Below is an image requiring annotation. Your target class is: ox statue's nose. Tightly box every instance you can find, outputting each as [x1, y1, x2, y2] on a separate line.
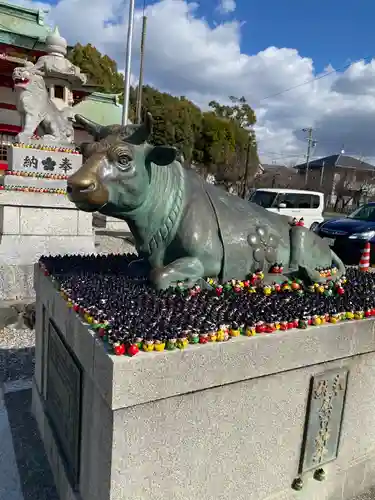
[66, 177, 97, 195]
[66, 170, 109, 210]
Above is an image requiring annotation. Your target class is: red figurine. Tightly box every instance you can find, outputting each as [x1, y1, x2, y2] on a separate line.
[114, 343, 126, 356]
[296, 218, 305, 227]
[270, 264, 280, 274]
[127, 344, 139, 357]
[255, 321, 266, 333]
[98, 327, 106, 338]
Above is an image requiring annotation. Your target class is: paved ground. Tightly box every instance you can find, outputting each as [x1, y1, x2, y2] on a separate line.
[0, 317, 58, 500]
[1, 305, 375, 500]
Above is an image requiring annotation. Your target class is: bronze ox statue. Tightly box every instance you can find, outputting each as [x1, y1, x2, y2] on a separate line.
[67, 113, 345, 290]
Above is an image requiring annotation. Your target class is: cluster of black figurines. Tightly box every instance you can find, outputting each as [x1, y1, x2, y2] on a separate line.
[39, 254, 375, 356]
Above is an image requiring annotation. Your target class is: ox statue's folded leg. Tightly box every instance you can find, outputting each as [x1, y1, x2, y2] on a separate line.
[150, 257, 205, 290]
[288, 225, 346, 283]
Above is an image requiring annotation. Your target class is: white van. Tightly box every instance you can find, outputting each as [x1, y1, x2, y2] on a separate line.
[249, 188, 325, 230]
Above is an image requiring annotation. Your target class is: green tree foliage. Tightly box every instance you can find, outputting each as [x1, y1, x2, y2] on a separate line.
[68, 43, 124, 94]
[209, 95, 256, 128]
[69, 43, 260, 191]
[207, 96, 259, 193]
[132, 86, 202, 164]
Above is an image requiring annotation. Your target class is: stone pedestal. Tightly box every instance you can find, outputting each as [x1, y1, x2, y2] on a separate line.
[0, 193, 94, 300]
[33, 266, 375, 500]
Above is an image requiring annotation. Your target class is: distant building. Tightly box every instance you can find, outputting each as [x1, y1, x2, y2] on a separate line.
[255, 163, 301, 189]
[295, 154, 375, 208]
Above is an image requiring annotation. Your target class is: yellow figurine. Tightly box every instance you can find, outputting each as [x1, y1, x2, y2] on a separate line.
[329, 314, 339, 324]
[217, 324, 229, 341]
[313, 315, 322, 326]
[154, 339, 165, 352]
[245, 325, 256, 336]
[208, 331, 217, 342]
[216, 329, 225, 342]
[143, 339, 155, 352]
[84, 312, 93, 324]
[346, 311, 354, 320]
[176, 337, 188, 349]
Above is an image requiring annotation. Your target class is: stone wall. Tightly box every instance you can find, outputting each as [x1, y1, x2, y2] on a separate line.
[0, 192, 94, 299]
[32, 266, 375, 500]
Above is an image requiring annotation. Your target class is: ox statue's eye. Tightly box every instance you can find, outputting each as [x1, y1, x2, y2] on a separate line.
[117, 153, 132, 171]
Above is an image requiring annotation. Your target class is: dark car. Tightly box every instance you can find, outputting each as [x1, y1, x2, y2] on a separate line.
[314, 203, 375, 265]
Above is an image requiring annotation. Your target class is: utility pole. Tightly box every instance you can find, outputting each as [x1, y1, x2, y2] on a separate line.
[319, 161, 325, 187]
[303, 127, 314, 185]
[241, 136, 251, 199]
[136, 14, 147, 124]
[121, 0, 135, 127]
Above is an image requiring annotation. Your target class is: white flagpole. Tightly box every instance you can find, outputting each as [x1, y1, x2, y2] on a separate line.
[121, 0, 136, 126]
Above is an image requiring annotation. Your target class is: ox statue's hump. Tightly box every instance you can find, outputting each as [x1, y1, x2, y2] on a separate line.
[203, 183, 292, 281]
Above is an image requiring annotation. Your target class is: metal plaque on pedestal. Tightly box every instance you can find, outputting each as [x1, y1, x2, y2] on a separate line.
[299, 368, 349, 474]
[45, 319, 82, 488]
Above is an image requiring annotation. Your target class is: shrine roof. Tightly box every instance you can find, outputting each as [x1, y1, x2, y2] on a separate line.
[73, 92, 124, 126]
[0, 1, 52, 51]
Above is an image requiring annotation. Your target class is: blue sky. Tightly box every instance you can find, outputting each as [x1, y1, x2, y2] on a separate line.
[19, 0, 375, 161]
[34, 0, 371, 74]
[209, 0, 371, 73]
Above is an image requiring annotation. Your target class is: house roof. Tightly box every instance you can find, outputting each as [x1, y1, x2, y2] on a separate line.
[295, 154, 375, 171]
[0, 1, 52, 50]
[73, 92, 124, 126]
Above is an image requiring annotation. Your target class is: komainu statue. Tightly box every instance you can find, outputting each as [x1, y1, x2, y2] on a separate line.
[12, 62, 74, 144]
[67, 113, 346, 290]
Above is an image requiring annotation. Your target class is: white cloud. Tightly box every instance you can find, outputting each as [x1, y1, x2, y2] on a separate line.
[217, 0, 236, 15]
[7, 0, 375, 165]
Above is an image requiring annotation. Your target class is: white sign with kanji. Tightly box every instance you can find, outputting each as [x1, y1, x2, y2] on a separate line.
[7, 146, 82, 175]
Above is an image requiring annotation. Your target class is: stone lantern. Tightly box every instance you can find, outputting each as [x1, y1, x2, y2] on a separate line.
[34, 26, 87, 112]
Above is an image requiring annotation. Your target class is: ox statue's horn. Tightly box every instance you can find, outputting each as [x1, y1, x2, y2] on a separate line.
[75, 112, 153, 144]
[74, 114, 109, 140]
[124, 112, 153, 145]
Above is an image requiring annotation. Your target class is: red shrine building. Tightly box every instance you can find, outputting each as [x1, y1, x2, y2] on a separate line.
[0, 1, 124, 170]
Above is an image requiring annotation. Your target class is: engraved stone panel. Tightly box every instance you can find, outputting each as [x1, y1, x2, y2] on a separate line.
[7, 145, 82, 175]
[45, 319, 82, 487]
[299, 368, 348, 474]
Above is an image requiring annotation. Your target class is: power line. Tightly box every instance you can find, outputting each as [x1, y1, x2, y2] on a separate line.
[256, 55, 373, 104]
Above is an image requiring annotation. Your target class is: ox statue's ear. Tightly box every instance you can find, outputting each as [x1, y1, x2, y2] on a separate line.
[146, 145, 178, 166]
